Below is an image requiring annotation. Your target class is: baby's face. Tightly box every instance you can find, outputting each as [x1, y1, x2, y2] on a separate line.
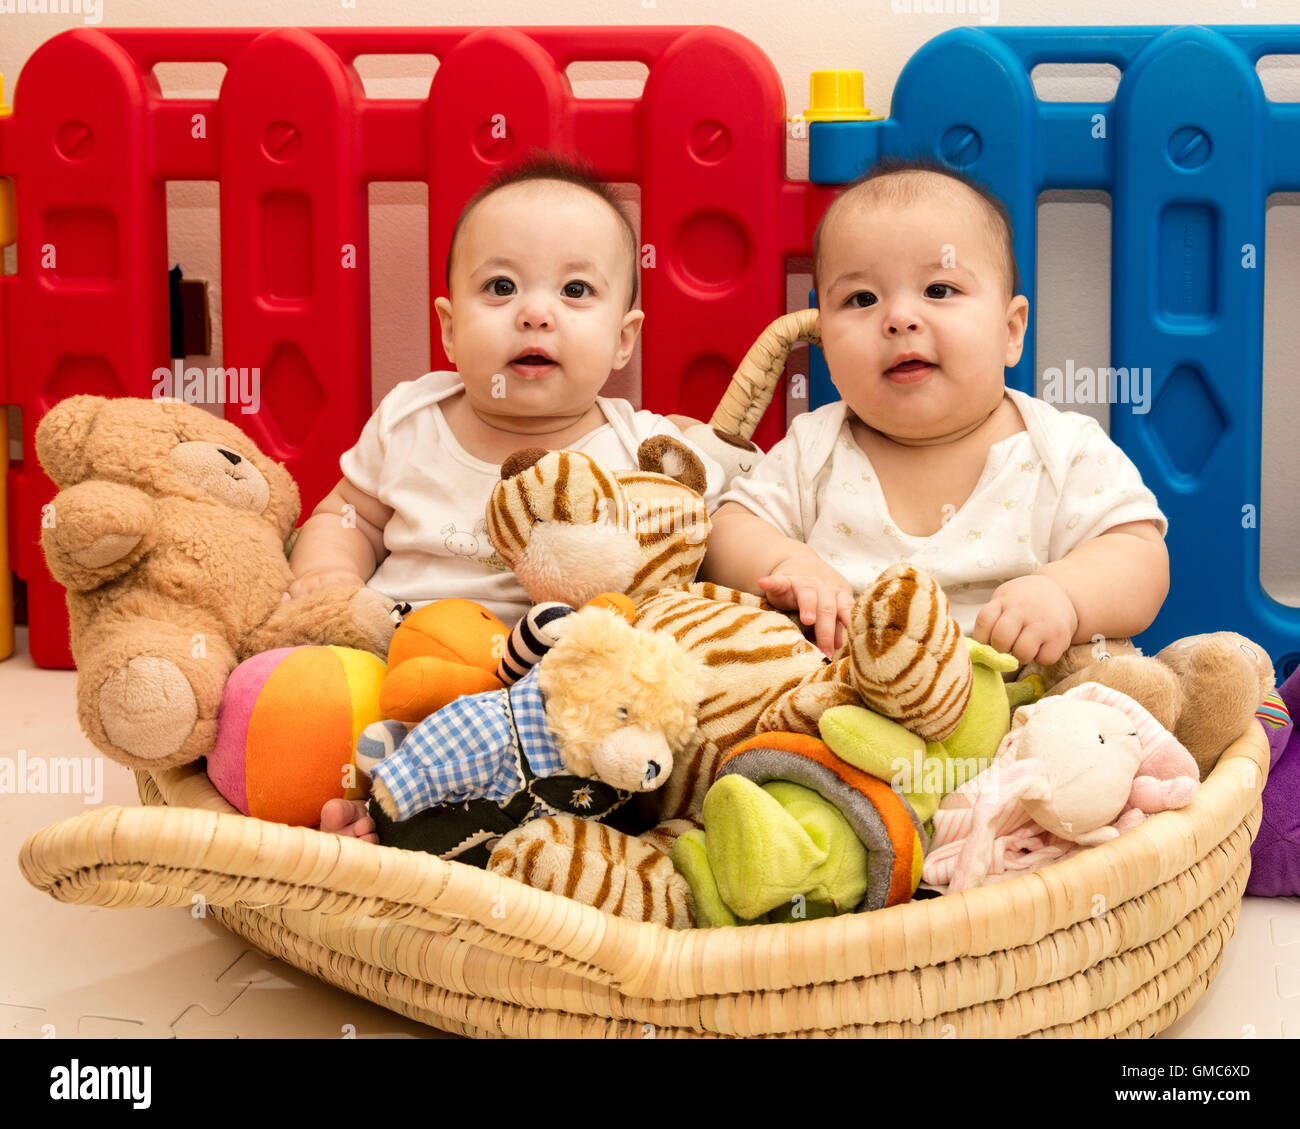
[435, 181, 642, 427]
[817, 191, 1028, 443]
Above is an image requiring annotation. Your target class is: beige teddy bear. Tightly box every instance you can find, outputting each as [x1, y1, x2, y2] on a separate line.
[35, 395, 400, 772]
[1024, 632, 1274, 780]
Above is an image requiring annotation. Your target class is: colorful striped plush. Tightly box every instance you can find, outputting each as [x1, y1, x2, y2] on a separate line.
[1248, 672, 1299, 896]
[714, 732, 926, 912]
[208, 645, 386, 826]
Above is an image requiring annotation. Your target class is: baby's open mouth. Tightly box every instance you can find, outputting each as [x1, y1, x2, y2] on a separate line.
[885, 359, 935, 383]
[512, 352, 554, 366]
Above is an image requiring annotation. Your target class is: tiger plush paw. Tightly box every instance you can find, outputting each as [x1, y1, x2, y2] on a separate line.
[759, 563, 974, 743]
[487, 814, 696, 929]
[849, 563, 973, 740]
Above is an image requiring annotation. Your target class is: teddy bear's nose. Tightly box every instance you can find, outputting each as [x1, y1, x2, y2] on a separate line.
[218, 448, 242, 466]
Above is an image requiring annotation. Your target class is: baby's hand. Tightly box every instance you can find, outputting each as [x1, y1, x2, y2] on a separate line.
[972, 574, 1078, 666]
[757, 553, 855, 656]
[284, 568, 368, 602]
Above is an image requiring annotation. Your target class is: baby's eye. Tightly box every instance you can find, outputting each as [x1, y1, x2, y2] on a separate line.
[562, 280, 593, 299]
[926, 283, 957, 299]
[486, 277, 516, 297]
[846, 291, 877, 309]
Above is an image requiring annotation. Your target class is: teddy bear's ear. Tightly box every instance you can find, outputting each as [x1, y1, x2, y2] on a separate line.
[34, 395, 105, 485]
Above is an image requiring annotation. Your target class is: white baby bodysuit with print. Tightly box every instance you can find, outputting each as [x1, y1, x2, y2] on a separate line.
[717, 387, 1167, 635]
[340, 370, 725, 627]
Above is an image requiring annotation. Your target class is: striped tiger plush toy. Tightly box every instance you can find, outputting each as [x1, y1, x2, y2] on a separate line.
[481, 435, 985, 927]
[487, 569, 975, 927]
[486, 438, 711, 609]
[629, 566, 972, 822]
[485, 814, 696, 931]
[755, 563, 973, 742]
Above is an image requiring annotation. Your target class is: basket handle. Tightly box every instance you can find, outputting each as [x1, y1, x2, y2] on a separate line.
[709, 307, 821, 442]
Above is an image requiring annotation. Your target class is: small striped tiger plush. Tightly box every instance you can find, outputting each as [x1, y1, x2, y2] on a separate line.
[486, 438, 711, 609]
[629, 567, 972, 825]
[488, 571, 974, 925]
[755, 563, 973, 743]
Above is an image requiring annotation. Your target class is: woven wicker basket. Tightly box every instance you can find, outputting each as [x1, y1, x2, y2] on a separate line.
[16, 308, 1269, 1036]
[19, 721, 1267, 1037]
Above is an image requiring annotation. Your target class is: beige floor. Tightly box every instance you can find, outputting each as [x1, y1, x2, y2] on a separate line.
[3, 626, 1298, 1039]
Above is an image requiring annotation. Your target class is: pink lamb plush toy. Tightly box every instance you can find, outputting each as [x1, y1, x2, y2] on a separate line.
[925, 682, 1200, 894]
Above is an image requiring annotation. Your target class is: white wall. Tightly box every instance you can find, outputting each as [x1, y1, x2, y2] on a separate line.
[2, 0, 1297, 603]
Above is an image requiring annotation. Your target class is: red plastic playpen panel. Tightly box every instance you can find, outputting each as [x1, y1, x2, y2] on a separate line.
[0, 26, 828, 667]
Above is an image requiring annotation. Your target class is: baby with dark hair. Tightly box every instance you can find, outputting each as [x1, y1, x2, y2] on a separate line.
[289, 150, 722, 621]
[703, 156, 1169, 663]
[289, 152, 723, 840]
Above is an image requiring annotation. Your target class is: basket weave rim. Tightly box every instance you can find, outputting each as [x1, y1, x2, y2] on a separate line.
[204, 810, 1255, 1035]
[19, 721, 1267, 1002]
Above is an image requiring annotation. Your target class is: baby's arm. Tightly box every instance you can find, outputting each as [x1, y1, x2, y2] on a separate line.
[973, 520, 1168, 665]
[286, 477, 393, 600]
[701, 501, 854, 655]
[1037, 519, 1169, 640]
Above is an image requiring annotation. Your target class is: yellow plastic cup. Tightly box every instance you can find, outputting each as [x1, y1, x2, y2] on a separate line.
[802, 69, 880, 122]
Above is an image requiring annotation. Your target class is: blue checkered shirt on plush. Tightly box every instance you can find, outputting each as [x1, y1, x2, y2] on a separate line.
[370, 666, 563, 821]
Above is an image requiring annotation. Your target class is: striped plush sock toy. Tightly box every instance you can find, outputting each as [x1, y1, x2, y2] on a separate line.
[495, 592, 636, 685]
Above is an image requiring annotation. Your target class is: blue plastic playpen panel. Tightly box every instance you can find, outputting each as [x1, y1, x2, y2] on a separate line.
[805, 24, 1300, 675]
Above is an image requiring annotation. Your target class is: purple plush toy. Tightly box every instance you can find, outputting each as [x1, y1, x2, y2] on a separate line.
[1247, 667, 1299, 897]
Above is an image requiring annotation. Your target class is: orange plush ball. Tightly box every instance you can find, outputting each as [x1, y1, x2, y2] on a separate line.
[209, 645, 386, 826]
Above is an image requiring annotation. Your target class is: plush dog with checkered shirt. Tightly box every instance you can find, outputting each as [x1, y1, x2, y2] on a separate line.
[365, 604, 706, 866]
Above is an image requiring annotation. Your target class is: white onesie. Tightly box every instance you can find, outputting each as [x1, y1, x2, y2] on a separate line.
[340, 370, 725, 627]
[717, 387, 1168, 635]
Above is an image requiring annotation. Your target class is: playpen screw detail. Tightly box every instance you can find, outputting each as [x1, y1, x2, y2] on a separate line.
[690, 121, 731, 163]
[263, 121, 302, 162]
[940, 126, 981, 168]
[55, 121, 94, 161]
[1167, 127, 1210, 169]
[474, 118, 514, 162]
